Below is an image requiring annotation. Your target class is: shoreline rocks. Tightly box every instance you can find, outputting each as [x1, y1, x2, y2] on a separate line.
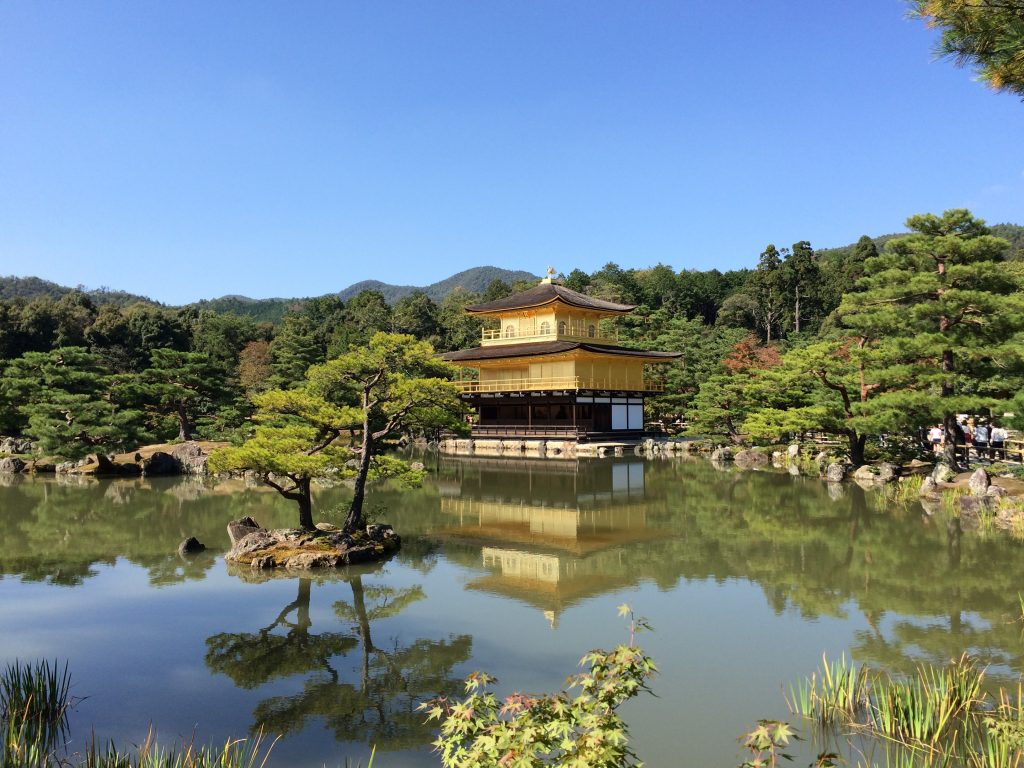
[0, 441, 217, 478]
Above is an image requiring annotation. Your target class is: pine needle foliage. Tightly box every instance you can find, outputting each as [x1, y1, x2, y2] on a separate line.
[836, 209, 1024, 469]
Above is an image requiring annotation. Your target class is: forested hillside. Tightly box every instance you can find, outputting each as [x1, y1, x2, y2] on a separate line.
[1, 266, 541, 325]
[1, 213, 1021, 462]
[0, 276, 156, 306]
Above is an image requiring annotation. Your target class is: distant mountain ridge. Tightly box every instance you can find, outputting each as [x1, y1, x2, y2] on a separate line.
[3, 226, 1020, 319]
[336, 266, 540, 304]
[0, 276, 157, 306]
[0, 266, 541, 323]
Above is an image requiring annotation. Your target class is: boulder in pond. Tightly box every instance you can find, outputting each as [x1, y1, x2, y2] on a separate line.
[230, 530, 279, 560]
[69, 453, 139, 476]
[852, 465, 877, 482]
[919, 476, 938, 496]
[710, 447, 734, 462]
[853, 464, 896, 484]
[986, 484, 1008, 499]
[0, 456, 25, 474]
[825, 462, 846, 483]
[787, 444, 801, 459]
[823, 462, 847, 481]
[931, 463, 957, 484]
[141, 451, 180, 476]
[177, 537, 206, 556]
[958, 494, 993, 521]
[734, 449, 769, 468]
[228, 516, 263, 546]
[877, 463, 898, 482]
[171, 442, 208, 475]
[968, 467, 990, 497]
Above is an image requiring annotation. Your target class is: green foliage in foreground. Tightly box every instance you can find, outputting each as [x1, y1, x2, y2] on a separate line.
[421, 605, 657, 768]
[911, 0, 1024, 98]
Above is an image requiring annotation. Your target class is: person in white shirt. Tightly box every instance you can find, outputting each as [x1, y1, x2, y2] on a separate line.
[974, 423, 989, 460]
[990, 424, 1008, 460]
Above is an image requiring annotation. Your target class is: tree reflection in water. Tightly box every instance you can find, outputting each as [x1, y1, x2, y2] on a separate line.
[205, 570, 472, 752]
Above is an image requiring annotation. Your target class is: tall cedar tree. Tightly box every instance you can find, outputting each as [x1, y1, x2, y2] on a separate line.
[837, 209, 1024, 468]
[211, 333, 463, 532]
[750, 245, 788, 342]
[783, 241, 821, 334]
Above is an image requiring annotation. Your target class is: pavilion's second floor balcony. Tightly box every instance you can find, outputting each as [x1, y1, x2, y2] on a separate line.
[455, 375, 664, 394]
[481, 322, 618, 346]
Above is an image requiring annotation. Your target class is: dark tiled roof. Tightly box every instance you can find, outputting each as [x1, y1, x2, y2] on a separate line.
[442, 340, 681, 362]
[465, 282, 635, 314]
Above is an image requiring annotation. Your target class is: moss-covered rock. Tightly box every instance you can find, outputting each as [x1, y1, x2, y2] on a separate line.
[224, 517, 401, 570]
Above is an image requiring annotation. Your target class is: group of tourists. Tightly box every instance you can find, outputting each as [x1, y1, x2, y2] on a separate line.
[928, 419, 1010, 462]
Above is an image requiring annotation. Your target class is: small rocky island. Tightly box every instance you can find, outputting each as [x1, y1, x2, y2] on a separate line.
[225, 516, 401, 570]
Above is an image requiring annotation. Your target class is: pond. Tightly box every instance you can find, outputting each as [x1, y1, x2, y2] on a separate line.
[2, 455, 1023, 766]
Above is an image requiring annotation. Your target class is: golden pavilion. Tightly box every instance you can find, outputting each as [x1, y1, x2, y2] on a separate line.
[441, 269, 680, 440]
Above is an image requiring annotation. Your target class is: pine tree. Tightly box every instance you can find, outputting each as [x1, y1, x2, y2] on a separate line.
[134, 348, 234, 441]
[211, 333, 464, 532]
[912, 0, 1024, 97]
[742, 339, 873, 465]
[837, 209, 1024, 469]
[686, 335, 782, 443]
[1, 347, 147, 459]
[270, 313, 322, 389]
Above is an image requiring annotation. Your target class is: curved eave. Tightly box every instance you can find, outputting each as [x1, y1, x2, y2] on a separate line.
[441, 341, 682, 364]
[464, 283, 635, 316]
[465, 297, 633, 318]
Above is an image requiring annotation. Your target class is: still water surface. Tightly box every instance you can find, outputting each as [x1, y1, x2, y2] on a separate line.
[2, 456, 1023, 766]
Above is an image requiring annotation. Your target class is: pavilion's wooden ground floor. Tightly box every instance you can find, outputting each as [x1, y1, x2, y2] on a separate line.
[460, 390, 653, 441]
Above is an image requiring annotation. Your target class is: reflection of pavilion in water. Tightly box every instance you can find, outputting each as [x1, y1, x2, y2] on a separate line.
[436, 457, 666, 625]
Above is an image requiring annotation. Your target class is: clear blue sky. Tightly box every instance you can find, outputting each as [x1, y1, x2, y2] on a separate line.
[1, 1, 1022, 304]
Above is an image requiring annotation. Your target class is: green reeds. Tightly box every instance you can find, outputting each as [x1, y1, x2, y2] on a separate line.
[79, 729, 279, 768]
[786, 654, 1024, 768]
[876, 476, 925, 512]
[1, 659, 73, 766]
[870, 655, 982, 746]
[787, 653, 871, 725]
[0, 660, 380, 768]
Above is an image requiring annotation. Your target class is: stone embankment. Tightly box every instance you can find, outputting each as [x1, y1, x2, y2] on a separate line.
[0, 440, 218, 477]
[224, 516, 401, 570]
[438, 435, 695, 459]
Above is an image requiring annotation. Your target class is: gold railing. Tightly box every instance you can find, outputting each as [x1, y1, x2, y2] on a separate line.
[456, 377, 664, 393]
[481, 327, 618, 345]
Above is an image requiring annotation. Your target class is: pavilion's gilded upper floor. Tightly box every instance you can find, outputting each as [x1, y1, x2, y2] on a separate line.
[466, 278, 634, 347]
